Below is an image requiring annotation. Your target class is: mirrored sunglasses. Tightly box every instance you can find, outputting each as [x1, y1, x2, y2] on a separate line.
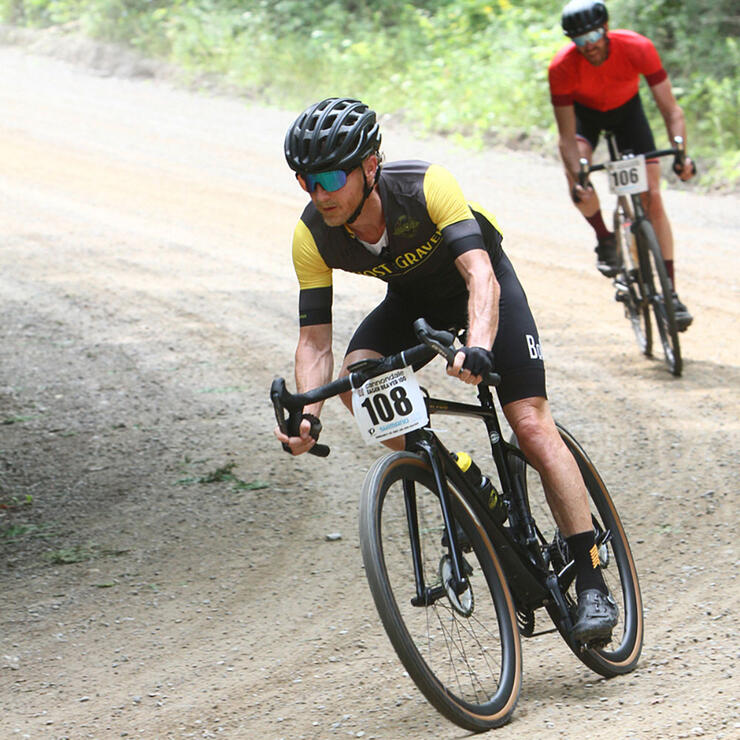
[573, 26, 605, 47]
[298, 169, 350, 193]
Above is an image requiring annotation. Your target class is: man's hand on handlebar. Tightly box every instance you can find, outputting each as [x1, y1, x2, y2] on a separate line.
[274, 413, 321, 456]
[447, 347, 495, 386]
[674, 156, 696, 182]
[571, 181, 599, 207]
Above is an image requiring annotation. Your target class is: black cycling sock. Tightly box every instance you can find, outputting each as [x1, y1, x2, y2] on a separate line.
[585, 212, 611, 241]
[566, 530, 608, 595]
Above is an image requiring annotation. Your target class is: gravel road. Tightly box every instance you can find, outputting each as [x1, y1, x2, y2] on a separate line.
[1, 30, 738, 739]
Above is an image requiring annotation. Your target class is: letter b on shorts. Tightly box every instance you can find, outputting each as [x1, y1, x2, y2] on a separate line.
[526, 334, 543, 360]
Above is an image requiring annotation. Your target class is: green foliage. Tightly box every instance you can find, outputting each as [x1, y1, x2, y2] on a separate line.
[614, 0, 739, 81]
[176, 461, 269, 491]
[1, 0, 737, 187]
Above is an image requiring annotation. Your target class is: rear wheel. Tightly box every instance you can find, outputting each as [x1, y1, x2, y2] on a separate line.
[509, 427, 643, 677]
[613, 205, 651, 356]
[359, 451, 521, 730]
[637, 221, 682, 376]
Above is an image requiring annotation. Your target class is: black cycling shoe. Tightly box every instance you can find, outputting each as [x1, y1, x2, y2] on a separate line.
[672, 292, 693, 332]
[595, 235, 619, 277]
[571, 589, 618, 643]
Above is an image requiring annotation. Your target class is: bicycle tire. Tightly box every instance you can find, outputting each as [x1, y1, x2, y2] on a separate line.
[359, 451, 521, 730]
[637, 221, 682, 376]
[510, 427, 643, 678]
[613, 204, 652, 356]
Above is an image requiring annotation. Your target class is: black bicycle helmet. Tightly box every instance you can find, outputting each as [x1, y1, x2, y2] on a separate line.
[284, 97, 381, 174]
[561, 0, 608, 37]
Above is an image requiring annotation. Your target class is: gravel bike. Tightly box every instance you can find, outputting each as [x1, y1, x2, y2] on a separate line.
[271, 319, 643, 731]
[579, 133, 693, 376]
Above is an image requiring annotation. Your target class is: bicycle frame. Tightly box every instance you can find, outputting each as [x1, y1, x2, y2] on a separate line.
[402, 383, 575, 627]
[604, 134, 653, 321]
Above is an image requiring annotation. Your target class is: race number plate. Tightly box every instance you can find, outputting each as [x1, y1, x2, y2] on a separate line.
[351, 366, 428, 444]
[605, 155, 647, 195]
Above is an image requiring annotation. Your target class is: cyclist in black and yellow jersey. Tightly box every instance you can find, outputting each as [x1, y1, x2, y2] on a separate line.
[274, 97, 618, 642]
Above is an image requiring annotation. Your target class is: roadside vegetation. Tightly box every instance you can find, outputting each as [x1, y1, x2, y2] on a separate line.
[2, 0, 737, 188]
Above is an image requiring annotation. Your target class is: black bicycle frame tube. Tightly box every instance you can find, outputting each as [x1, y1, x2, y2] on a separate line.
[419, 398, 551, 610]
[417, 438, 470, 594]
[428, 387, 544, 564]
[402, 476, 429, 605]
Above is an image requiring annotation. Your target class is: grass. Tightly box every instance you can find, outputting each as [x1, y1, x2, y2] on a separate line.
[43, 543, 130, 564]
[1, 522, 52, 540]
[177, 462, 269, 492]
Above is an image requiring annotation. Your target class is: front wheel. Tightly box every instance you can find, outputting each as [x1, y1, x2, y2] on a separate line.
[637, 221, 682, 376]
[613, 205, 652, 356]
[359, 452, 522, 731]
[510, 427, 643, 677]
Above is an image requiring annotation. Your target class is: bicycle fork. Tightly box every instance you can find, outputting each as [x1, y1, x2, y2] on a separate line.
[406, 438, 470, 606]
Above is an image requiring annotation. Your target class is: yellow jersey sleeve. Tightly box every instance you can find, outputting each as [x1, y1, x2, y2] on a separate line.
[467, 200, 503, 236]
[423, 164, 476, 230]
[292, 219, 332, 290]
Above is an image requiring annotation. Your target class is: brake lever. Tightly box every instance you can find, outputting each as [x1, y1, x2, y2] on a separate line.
[288, 409, 329, 457]
[413, 318, 500, 387]
[672, 135, 697, 176]
[413, 319, 456, 366]
[270, 378, 330, 457]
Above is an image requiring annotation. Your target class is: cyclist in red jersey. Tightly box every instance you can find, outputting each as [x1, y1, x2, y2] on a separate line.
[549, 0, 695, 330]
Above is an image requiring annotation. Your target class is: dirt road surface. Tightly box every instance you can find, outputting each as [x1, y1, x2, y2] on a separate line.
[1, 33, 738, 740]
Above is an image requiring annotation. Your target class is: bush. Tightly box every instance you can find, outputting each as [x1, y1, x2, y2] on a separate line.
[2, 0, 738, 188]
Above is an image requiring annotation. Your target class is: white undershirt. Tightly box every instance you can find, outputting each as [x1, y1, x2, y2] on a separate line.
[358, 228, 388, 256]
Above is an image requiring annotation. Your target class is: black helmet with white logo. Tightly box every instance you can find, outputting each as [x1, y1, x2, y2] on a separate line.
[561, 0, 608, 37]
[284, 97, 381, 174]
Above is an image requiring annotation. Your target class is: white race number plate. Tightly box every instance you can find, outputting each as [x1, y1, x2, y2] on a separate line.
[605, 155, 647, 195]
[351, 366, 428, 444]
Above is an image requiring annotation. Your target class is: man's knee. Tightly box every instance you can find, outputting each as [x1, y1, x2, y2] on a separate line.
[644, 190, 666, 223]
[508, 401, 554, 451]
[338, 349, 383, 411]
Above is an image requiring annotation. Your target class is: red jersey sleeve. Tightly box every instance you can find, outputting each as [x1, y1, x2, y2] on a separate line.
[628, 32, 667, 86]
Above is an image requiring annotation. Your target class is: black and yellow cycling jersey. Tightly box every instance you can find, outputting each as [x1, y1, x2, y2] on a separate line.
[292, 160, 504, 326]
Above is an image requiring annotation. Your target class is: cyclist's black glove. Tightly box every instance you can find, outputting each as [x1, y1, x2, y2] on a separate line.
[460, 347, 495, 376]
[283, 412, 322, 455]
[672, 158, 697, 176]
[300, 413, 322, 442]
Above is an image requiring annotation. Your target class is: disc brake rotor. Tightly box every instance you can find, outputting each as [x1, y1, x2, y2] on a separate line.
[439, 555, 474, 617]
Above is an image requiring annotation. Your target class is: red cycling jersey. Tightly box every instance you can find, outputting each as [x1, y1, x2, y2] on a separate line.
[548, 29, 668, 112]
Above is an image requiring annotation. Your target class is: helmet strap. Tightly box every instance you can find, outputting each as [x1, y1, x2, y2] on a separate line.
[346, 163, 380, 225]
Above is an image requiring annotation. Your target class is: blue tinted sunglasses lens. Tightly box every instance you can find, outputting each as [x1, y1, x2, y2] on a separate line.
[574, 27, 605, 46]
[304, 170, 348, 193]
